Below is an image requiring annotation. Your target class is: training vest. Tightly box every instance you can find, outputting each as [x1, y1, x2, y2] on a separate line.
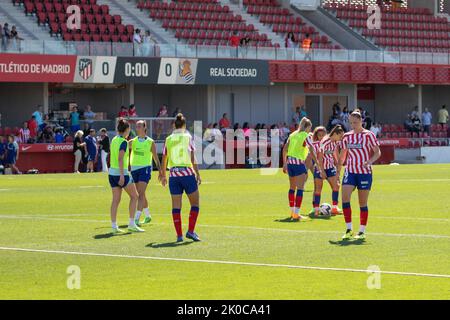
[110, 135, 129, 170]
[302, 38, 312, 49]
[287, 131, 310, 161]
[130, 136, 153, 167]
[165, 132, 193, 169]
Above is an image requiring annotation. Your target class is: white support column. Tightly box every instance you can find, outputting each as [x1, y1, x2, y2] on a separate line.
[283, 84, 288, 123]
[43, 82, 49, 114]
[207, 85, 216, 124]
[417, 84, 423, 115]
[353, 83, 358, 109]
[129, 83, 135, 106]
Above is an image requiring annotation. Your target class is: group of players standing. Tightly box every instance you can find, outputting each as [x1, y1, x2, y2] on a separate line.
[107, 110, 380, 243]
[282, 110, 381, 240]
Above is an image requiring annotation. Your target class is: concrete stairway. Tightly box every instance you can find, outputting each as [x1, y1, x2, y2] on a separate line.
[0, 1, 55, 41]
[220, 0, 285, 46]
[99, 0, 178, 44]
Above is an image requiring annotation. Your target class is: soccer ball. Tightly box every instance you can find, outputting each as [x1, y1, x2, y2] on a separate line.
[319, 203, 332, 216]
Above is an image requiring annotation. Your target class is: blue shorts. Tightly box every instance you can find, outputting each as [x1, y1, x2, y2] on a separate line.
[314, 167, 337, 180]
[287, 163, 307, 177]
[131, 166, 152, 184]
[342, 171, 373, 190]
[169, 175, 198, 195]
[87, 153, 96, 162]
[108, 175, 132, 188]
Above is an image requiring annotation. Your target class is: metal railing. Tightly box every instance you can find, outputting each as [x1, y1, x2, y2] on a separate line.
[1, 40, 450, 65]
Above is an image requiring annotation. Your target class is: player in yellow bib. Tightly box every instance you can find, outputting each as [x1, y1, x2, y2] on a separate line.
[160, 113, 202, 242]
[108, 119, 143, 234]
[282, 117, 322, 220]
[129, 120, 163, 226]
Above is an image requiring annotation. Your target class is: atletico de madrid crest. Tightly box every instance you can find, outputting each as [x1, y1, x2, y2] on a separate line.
[79, 58, 93, 80]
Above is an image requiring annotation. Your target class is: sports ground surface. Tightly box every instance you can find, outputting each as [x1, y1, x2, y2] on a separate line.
[0, 164, 449, 299]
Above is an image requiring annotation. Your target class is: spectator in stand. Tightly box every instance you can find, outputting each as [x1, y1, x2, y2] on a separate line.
[411, 113, 421, 133]
[73, 130, 86, 173]
[0, 23, 3, 50]
[292, 106, 301, 124]
[363, 112, 373, 129]
[2, 23, 10, 51]
[438, 105, 449, 126]
[285, 32, 296, 48]
[85, 128, 97, 173]
[32, 105, 44, 132]
[19, 121, 30, 144]
[54, 128, 65, 143]
[157, 104, 169, 117]
[84, 105, 96, 125]
[230, 30, 240, 48]
[172, 107, 181, 118]
[300, 106, 307, 119]
[0, 112, 2, 127]
[118, 105, 128, 118]
[28, 115, 38, 143]
[128, 104, 138, 117]
[410, 106, 420, 120]
[142, 30, 157, 56]
[203, 123, 222, 143]
[242, 122, 251, 137]
[332, 102, 342, 117]
[279, 122, 290, 142]
[302, 33, 312, 60]
[370, 122, 382, 138]
[98, 128, 110, 173]
[421, 108, 432, 135]
[82, 122, 91, 137]
[133, 28, 142, 56]
[5, 135, 21, 174]
[9, 26, 23, 51]
[155, 104, 169, 139]
[219, 113, 230, 131]
[0, 135, 6, 167]
[70, 106, 80, 133]
[40, 126, 55, 143]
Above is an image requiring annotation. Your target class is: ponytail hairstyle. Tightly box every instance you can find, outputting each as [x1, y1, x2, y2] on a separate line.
[174, 113, 186, 129]
[298, 117, 312, 132]
[117, 118, 130, 134]
[312, 126, 327, 142]
[329, 125, 344, 137]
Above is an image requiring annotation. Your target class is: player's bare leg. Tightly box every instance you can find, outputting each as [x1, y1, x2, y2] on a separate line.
[123, 183, 143, 232]
[110, 187, 124, 234]
[135, 181, 150, 225]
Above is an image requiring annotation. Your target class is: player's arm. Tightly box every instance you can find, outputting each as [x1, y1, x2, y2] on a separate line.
[118, 149, 125, 186]
[151, 142, 162, 172]
[364, 145, 381, 169]
[282, 138, 289, 174]
[308, 145, 324, 178]
[191, 151, 201, 185]
[317, 149, 326, 178]
[160, 147, 168, 186]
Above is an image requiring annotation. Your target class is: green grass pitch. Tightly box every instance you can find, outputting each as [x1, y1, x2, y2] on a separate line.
[0, 164, 449, 299]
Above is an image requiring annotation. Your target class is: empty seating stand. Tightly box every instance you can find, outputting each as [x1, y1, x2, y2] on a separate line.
[14, 0, 134, 42]
[243, 0, 339, 49]
[323, 2, 450, 52]
[137, 0, 273, 47]
[381, 123, 449, 148]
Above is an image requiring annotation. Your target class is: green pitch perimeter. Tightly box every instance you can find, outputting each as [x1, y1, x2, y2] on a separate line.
[0, 164, 449, 300]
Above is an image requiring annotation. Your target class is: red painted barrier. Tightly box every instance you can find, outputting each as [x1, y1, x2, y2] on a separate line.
[16, 143, 74, 173]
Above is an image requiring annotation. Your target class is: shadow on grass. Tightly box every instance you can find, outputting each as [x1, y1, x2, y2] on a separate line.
[146, 241, 194, 249]
[308, 212, 332, 220]
[274, 217, 300, 223]
[93, 232, 132, 239]
[328, 239, 367, 246]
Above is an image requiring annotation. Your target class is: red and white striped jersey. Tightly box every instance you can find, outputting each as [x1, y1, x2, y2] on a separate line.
[341, 130, 379, 174]
[169, 167, 195, 177]
[319, 137, 339, 170]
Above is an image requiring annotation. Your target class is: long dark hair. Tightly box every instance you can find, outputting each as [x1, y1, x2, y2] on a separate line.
[117, 118, 129, 133]
[174, 113, 186, 129]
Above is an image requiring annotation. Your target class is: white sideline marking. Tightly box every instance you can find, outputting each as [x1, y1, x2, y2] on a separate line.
[0, 215, 449, 239]
[0, 246, 449, 279]
[0, 189, 10, 191]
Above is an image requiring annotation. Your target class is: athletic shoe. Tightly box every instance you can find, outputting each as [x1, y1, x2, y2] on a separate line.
[331, 207, 343, 215]
[309, 208, 320, 217]
[354, 232, 366, 240]
[111, 227, 126, 235]
[176, 236, 184, 243]
[142, 216, 152, 224]
[342, 229, 353, 240]
[134, 219, 141, 227]
[186, 231, 201, 242]
[128, 225, 145, 232]
[291, 212, 300, 220]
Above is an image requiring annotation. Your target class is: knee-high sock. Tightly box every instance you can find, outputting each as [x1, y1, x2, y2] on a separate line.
[332, 190, 339, 206]
[172, 208, 182, 237]
[288, 189, 295, 210]
[343, 202, 352, 229]
[188, 206, 199, 233]
[360, 206, 368, 232]
[313, 193, 321, 209]
[295, 190, 303, 213]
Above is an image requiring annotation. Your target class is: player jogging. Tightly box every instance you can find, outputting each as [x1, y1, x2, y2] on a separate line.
[311, 125, 345, 216]
[130, 120, 163, 226]
[339, 111, 381, 240]
[282, 117, 322, 220]
[108, 118, 144, 234]
[308, 126, 327, 216]
[160, 113, 202, 242]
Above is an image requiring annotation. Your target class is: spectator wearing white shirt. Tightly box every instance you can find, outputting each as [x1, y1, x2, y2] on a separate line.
[83, 105, 96, 125]
[133, 29, 142, 56]
[370, 123, 382, 138]
[422, 108, 432, 135]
